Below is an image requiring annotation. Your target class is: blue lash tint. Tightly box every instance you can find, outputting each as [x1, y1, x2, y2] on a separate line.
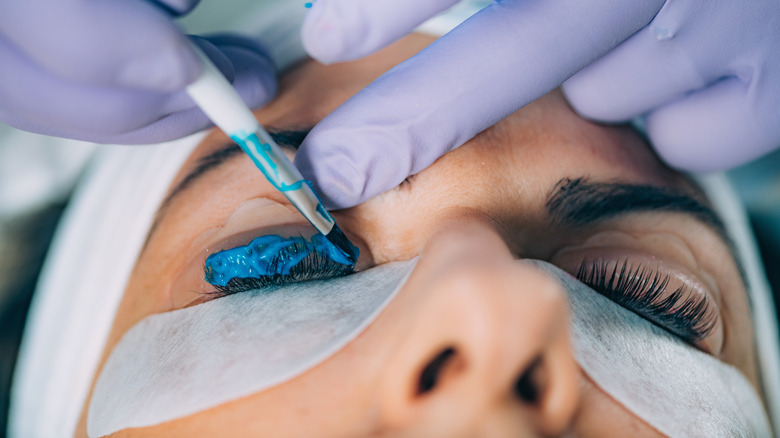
[204, 234, 359, 287]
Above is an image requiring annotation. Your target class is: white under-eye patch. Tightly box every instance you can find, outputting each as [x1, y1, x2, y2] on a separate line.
[530, 260, 771, 437]
[88, 257, 771, 438]
[87, 259, 419, 437]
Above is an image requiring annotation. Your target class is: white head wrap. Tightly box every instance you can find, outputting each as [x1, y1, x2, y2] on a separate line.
[8, 136, 204, 437]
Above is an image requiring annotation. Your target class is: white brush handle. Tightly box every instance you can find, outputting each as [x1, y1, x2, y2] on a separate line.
[185, 47, 259, 136]
[184, 46, 337, 235]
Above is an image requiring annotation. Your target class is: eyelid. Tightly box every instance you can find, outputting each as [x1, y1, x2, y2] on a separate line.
[575, 259, 720, 348]
[170, 222, 320, 309]
[551, 250, 724, 355]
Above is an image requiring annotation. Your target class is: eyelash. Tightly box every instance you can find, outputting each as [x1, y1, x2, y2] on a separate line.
[575, 259, 717, 343]
[398, 176, 415, 190]
[205, 244, 355, 296]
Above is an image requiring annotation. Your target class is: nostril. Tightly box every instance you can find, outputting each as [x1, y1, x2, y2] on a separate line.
[514, 356, 545, 404]
[417, 347, 457, 395]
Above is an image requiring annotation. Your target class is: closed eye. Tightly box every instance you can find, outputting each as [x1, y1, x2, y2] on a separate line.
[575, 259, 718, 345]
[202, 235, 356, 298]
[208, 250, 354, 295]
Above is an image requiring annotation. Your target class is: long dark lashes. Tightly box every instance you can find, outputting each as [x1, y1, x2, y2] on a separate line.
[576, 259, 717, 343]
[204, 243, 355, 297]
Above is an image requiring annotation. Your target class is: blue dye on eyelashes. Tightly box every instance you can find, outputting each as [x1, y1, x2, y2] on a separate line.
[204, 234, 359, 287]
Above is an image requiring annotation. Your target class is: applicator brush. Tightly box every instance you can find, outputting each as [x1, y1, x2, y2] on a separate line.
[185, 47, 358, 263]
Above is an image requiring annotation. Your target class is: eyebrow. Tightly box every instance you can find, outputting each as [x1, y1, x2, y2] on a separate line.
[546, 177, 745, 281]
[163, 128, 311, 208]
[145, 128, 311, 243]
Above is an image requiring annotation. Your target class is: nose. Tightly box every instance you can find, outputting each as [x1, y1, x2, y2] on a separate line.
[377, 219, 580, 437]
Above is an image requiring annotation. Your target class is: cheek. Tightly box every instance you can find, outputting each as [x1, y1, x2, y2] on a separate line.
[573, 374, 664, 437]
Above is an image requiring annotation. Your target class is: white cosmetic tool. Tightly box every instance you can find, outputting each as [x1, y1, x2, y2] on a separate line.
[185, 47, 356, 262]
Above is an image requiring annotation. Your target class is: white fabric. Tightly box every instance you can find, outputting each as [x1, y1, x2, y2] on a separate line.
[88, 251, 773, 437]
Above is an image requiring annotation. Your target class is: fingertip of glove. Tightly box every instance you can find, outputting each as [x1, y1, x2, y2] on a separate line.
[115, 37, 201, 92]
[201, 34, 278, 108]
[191, 36, 236, 82]
[562, 79, 628, 123]
[295, 148, 365, 209]
[645, 115, 732, 173]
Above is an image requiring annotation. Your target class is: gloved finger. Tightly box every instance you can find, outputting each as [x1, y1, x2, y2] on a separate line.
[0, 0, 199, 91]
[296, 0, 666, 209]
[155, 33, 278, 115]
[0, 33, 277, 144]
[562, 25, 712, 122]
[301, 0, 460, 64]
[0, 34, 171, 139]
[95, 33, 278, 144]
[646, 77, 780, 172]
[159, 35, 239, 114]
[201, 33, 277, 110]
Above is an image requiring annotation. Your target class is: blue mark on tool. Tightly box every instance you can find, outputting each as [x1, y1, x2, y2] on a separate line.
[279, 180, 305, 192]
[316, 203, 329, 221]
[231, 133, 304, 193]
[303, 180, 333, 222]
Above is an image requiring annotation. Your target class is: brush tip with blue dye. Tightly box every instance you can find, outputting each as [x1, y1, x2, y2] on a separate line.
[204, 233, 359, 289]
[185, 45, 359, 267]
[325, 224, 358, 264]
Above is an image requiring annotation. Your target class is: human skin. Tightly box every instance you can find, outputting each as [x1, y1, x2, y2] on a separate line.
[74, 33, 759, 437]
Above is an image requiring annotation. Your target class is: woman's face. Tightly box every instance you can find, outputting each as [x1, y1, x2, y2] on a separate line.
[77, 34, 758, 437]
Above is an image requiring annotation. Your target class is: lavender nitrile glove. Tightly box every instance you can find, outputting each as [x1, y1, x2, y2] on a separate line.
[0, 1, 277, 144]
[296, 0, 780, 209]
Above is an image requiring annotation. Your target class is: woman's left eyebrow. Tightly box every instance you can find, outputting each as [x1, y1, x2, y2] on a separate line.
[546, 177, 746, 285]
[144, 128, 311, 245]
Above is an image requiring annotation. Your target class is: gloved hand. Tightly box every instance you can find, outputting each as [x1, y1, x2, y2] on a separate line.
[295, 0, 780, 209]
[0, 0, 276, 144]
